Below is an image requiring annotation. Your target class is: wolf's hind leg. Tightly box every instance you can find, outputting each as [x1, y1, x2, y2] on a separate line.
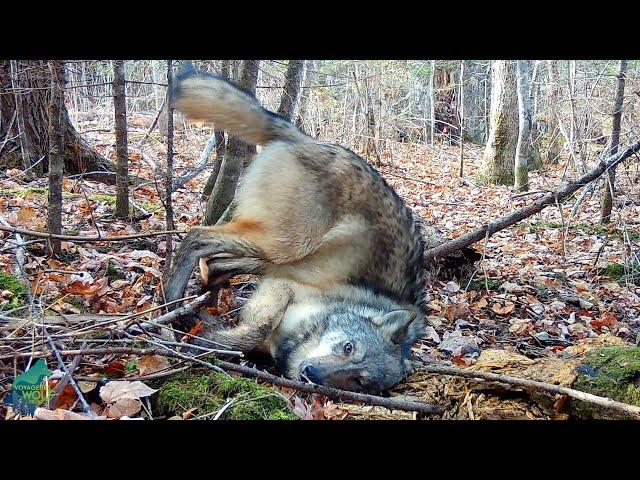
[164, 224, 267, 305]
[195, 278, 294, 352]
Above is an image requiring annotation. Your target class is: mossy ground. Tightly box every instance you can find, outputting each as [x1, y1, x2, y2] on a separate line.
[155, 371, 297, 420]
[574, 346, 640, 418]
[0, 272, 27, 310]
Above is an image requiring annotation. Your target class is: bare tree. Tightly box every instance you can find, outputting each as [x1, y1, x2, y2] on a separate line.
[429, 60, 436, 146]
[277, 60, 305, 121]
[295, 60, 314, 132]
[113, 60, 129, 218]
[458, 60, 466, 177]
[478, 60, 518, 185]
[164, 60, 175, 276]
[514, 60, 533, 192]
[47, 61, 65, 257]
[204, 60, 260, 226]
[600, 59, 628, 224]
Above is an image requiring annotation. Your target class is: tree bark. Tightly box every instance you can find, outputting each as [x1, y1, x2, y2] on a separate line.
[47, 61, 65, 257]
[514, 60, 532, 192]
[277, 60, 304, 121]
[113, 60, 129, 218]
[204, 60, 260, 226]
[458, 60, 465, 177]
[478, 60, 518, 185]
[202, 60, 231, 199]
[600, 60, 628, 224]
[0, 60, 116, 182]
[164, 60, 176, 276]
[295, 60, 314, 132]
[543, 60, 562, 165]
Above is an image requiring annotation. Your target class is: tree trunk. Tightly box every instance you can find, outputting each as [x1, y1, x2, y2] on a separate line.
[47, 61, 65, 257]
[478, 60, 518, 185]
[600, 59, 627, 225]
[113, 60, 129, 218]
[543, 60, 562, 165]
[277, 60, 304, 121]
[514, 60, 532, 192]
[458, 60, 465, 177]
[202, 60, 231, 199]
[164, 60, 176, 276]
[0, 60, 116, 182]
[296, 60, 314, 132]
[204, 60, 260, 226]
[429, 60, 436, 146]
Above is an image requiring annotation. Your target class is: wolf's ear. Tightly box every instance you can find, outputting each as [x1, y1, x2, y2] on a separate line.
[372, 310, 417, 345]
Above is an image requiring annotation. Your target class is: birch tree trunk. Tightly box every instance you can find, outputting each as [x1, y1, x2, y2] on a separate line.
[277, 60, 304, 121]
[113, 60, 129, 218]
[478, 60, 518, 185]
[295, 60, 313, 132]
[600, 59, 627, 224]
[514, 60, 532, 192]
[47, 61, 65, 257]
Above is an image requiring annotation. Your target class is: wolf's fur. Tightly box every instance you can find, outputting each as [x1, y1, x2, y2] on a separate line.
[164, 67, 426, 393]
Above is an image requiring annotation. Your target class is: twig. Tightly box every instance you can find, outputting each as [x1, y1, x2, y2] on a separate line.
[424, 139, 640, 261]
[0, 223, 185, 242]
[3, 347, 444, 415]
[419, 364, 640, 418]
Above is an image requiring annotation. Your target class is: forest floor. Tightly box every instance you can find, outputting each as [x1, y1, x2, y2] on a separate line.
[1, 113, 640, 420]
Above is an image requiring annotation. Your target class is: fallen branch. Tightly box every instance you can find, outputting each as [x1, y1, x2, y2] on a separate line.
[424, 139, 640, 262]
[0, 224, 185, 242]
[420, 364, 640, 418]
[4, 347, 444, 415]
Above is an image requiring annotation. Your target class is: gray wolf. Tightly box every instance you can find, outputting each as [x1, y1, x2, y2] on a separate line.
[164, 63, 426, 393]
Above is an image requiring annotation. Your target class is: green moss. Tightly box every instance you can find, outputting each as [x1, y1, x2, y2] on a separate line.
[605, 263, 625, 280]
[89, 194, 117, 206]
[0, 188, 73, 199]
[125, 359, 138, 375]
[138, 201, 162, 213]
[0, 187, 47, 198]
[602, 261, 640, 284]
[156, 371, 297, 420]
[574, 346, 640, 418]
[467, 277, 502, 291]
[0, 272, 27, 310]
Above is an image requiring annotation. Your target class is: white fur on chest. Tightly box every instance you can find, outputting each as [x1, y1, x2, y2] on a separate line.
[267, 301, 325, 357]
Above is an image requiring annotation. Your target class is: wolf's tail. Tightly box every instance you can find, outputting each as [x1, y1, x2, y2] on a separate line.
[171, 62, 308, 146]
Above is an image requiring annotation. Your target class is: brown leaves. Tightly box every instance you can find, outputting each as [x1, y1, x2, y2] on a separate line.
[136, 355, 170, 375]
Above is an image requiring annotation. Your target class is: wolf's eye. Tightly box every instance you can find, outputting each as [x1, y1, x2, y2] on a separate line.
[343, 342, 354, 356]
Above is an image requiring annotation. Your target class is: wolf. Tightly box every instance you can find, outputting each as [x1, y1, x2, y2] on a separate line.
[164, 63, 427, 393]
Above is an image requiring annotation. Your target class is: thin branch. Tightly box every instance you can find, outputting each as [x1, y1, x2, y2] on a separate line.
[0, 223, 185, 242]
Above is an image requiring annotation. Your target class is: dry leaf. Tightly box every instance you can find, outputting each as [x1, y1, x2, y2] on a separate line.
[136, 355, 171, 375]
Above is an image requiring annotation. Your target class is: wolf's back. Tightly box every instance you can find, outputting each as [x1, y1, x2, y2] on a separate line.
[172, 65, 309, 146]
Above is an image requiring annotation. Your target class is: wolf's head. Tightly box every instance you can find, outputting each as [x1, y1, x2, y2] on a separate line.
[280, 301, 424, 394]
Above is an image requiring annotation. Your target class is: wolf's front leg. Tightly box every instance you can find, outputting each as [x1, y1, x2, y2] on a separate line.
[195, 278, 294, 352]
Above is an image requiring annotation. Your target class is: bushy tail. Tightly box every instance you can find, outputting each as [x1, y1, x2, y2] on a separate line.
[171, 63, 308, 146]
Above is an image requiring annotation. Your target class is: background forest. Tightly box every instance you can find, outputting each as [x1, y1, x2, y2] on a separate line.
[2, 59, 640, 420]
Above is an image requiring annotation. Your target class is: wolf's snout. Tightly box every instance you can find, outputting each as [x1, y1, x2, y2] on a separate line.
[301, 364, 323, 384]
